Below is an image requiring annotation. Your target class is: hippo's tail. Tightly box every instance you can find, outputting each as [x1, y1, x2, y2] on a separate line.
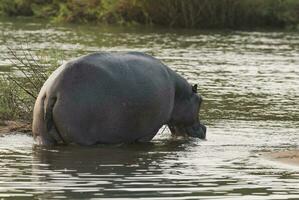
[32, 94, 65, 145]
[45, 96, 67, 144]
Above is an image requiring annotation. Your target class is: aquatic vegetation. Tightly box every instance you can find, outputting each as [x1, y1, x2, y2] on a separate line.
[0, 48, 61, 121]
[0, 0, 298, 29]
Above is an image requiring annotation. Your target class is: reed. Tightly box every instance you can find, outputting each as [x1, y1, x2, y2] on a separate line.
[1, 0, 298, 29]
[0, 47, 61, 121]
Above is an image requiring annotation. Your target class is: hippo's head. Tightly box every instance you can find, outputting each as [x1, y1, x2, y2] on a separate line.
[168, 84, 207, 139]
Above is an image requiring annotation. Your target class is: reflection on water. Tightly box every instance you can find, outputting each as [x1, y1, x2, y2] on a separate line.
[0, 18, 299, 199]
[1, 121, 299, 199]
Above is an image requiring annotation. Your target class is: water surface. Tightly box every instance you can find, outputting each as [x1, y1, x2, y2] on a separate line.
[0, 18, 299, 199]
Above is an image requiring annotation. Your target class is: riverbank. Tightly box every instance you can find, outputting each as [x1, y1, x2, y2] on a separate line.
[1, 0, 299, 30]
[0, 120, 31, 135]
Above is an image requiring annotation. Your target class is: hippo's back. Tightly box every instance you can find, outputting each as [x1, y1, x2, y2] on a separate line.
[37, 52, 175, 145]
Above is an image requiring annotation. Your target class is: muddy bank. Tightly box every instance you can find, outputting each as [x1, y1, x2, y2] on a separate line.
[0, 120, 31, 135]
[265, 150, 299, 166]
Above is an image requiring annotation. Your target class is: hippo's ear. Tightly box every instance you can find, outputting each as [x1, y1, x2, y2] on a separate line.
[192, 84, 198, 93]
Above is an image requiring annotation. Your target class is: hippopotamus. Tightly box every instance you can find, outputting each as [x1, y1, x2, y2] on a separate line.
[32, 52, 206, 145]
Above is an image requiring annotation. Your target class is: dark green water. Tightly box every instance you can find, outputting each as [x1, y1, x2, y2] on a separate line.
[0, 18, 299, 199]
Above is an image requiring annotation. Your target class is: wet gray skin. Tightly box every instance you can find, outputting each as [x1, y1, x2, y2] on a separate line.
[32, 52, 207, 145]
[169, 122, 207, 139]
[168, 84, 206, 139]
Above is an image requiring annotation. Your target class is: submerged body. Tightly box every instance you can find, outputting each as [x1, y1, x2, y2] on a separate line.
[32, 52, 206, 145]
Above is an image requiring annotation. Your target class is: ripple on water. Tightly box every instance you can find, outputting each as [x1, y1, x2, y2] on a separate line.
[0, 120, 298, 199]
[0, 19, 299, 199]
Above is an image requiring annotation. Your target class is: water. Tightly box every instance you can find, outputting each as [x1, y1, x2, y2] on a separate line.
[0, 17, 299, 199]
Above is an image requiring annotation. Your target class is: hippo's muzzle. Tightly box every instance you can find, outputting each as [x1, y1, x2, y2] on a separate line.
[185, 122, 206, 139]
[168, 122, 207, 139]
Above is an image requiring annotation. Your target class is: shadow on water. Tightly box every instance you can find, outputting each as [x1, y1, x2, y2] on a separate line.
[29, 140, 199, 199]
[1, 131, 299, 199]
[33, 141, 188, 174]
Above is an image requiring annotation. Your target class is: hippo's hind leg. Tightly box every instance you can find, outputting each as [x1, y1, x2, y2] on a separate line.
[136, 127, 160, 143]
[33, 94, 58, 145]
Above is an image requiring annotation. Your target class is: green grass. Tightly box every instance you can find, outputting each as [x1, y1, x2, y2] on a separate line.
[0, 0, 299, 29]
[0, 75, 35, 120]
[0, 48, 62, 122]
